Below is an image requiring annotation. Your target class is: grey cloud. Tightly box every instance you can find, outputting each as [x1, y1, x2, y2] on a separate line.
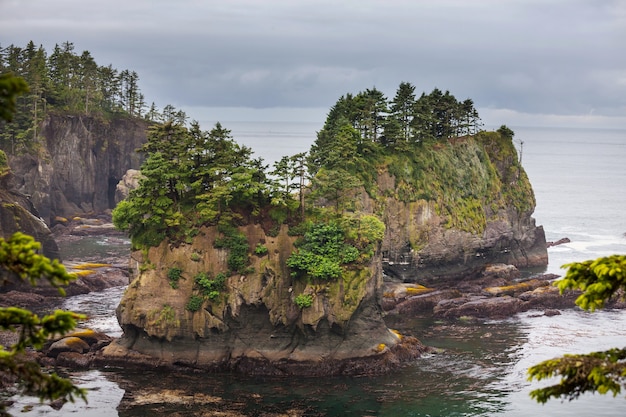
[1, 0, 624, 121]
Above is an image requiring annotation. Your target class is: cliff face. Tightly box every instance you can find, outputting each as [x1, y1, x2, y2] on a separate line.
[8, 114, 148, 223]
[0, 152, 59, 262]
[381, 198, 546, 284]
[369, 133, 547, 285]
[112, 224, 406, 375]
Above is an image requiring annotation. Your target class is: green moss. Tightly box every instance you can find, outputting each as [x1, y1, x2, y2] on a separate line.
[167, 267, 183, 289]
[254, 243, 268, 256]
[375, 132, 535, 235]
[185, 295, 204, 312]
[148, 304, 179, 328]
[194, 271, 226, 299]
[341, 266, 370, 308]
[0, 150, 9, 176]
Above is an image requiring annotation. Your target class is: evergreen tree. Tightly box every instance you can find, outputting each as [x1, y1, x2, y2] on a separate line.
[354, 88, 388, 142]
[0, 40, 148, 153]
[389, 81, 416, 142]
[0, 73, 86, 417]
[113, 120, 273, 247]
[97, 64, 120, 112]
[528, 255, 626, 403]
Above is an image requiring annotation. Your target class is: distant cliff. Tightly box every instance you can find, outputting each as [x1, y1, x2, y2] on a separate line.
[7, 114, 148, 224]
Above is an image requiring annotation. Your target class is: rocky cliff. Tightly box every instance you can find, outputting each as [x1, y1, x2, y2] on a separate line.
[372, 133, 547, 285]
[8, 114, 148, 224]
[108, 223, 423, 375]
[0, 151, 59, 260]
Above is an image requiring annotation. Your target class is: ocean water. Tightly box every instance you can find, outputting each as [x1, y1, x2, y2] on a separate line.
[518, 126, 626, 274]
[8, 124, 626, 416]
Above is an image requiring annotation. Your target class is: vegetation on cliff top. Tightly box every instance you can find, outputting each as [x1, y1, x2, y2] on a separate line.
[308, 84, 533, 234]
[113, 81, 532, 284]
[0, 41, 184, 155]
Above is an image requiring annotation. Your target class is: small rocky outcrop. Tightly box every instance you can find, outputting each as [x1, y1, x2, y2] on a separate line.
[40, 328, 113, 369]
[547, 237, 571, 247]
[383, 263, 580, 319]
[108, 224, 425, 376]
[114, 169, 142, 204]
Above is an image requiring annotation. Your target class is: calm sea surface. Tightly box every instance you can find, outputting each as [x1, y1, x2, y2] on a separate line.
[9, 125, 626, 416]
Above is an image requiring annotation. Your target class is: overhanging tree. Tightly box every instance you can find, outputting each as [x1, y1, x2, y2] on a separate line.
[0, 73, 86, 416]
[528, 254, 626, 403]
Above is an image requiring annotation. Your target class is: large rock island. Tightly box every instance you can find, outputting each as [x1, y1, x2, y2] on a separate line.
[102, 87, 547, 376]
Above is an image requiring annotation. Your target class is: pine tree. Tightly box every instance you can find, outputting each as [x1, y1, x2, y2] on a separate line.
[390, 81, 416, 142]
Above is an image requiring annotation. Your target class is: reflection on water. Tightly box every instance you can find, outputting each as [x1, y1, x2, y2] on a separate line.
[8, 370, 124, 417]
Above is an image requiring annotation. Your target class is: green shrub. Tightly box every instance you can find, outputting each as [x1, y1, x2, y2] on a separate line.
[287, 221, 359, 281]
[254, 243, 268, 256]
[287, 221, 312, 236]
[206, 290, 220, 300]
[194, 271, 227, 298]
[266, 225, 280, 237]
[190, 252, 201, 262]
[294, 293, 313, 309]
[214, 227, 250, 273]
[0, 150, 9, 176]
[185, 295, 204, 312]
[268, 206, 289, 225]
[167, 267, 183, 289]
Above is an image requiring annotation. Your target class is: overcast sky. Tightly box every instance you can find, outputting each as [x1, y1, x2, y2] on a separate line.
[1, 0, 625, 128]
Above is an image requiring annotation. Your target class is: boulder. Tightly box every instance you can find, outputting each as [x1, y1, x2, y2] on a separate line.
[47, 337, 90, 358]
[395, 289, 462, 315]
[115, 169, 143, 204]
[56, 351, 91, 368]
[481, 263, 521, 280]
[64, 328, 112, 348]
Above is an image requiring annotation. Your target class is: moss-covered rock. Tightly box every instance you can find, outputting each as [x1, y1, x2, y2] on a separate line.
[114, 221, 401, 374]
[378, 133, 547, 284]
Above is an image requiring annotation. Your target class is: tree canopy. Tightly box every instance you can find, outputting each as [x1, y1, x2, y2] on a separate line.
[0, 41, 185, 154]
[112, 120, 281, 248]
[113, 82, 504, 250]
[528, 254, 626, 403]
[307, 83, 482, 175]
